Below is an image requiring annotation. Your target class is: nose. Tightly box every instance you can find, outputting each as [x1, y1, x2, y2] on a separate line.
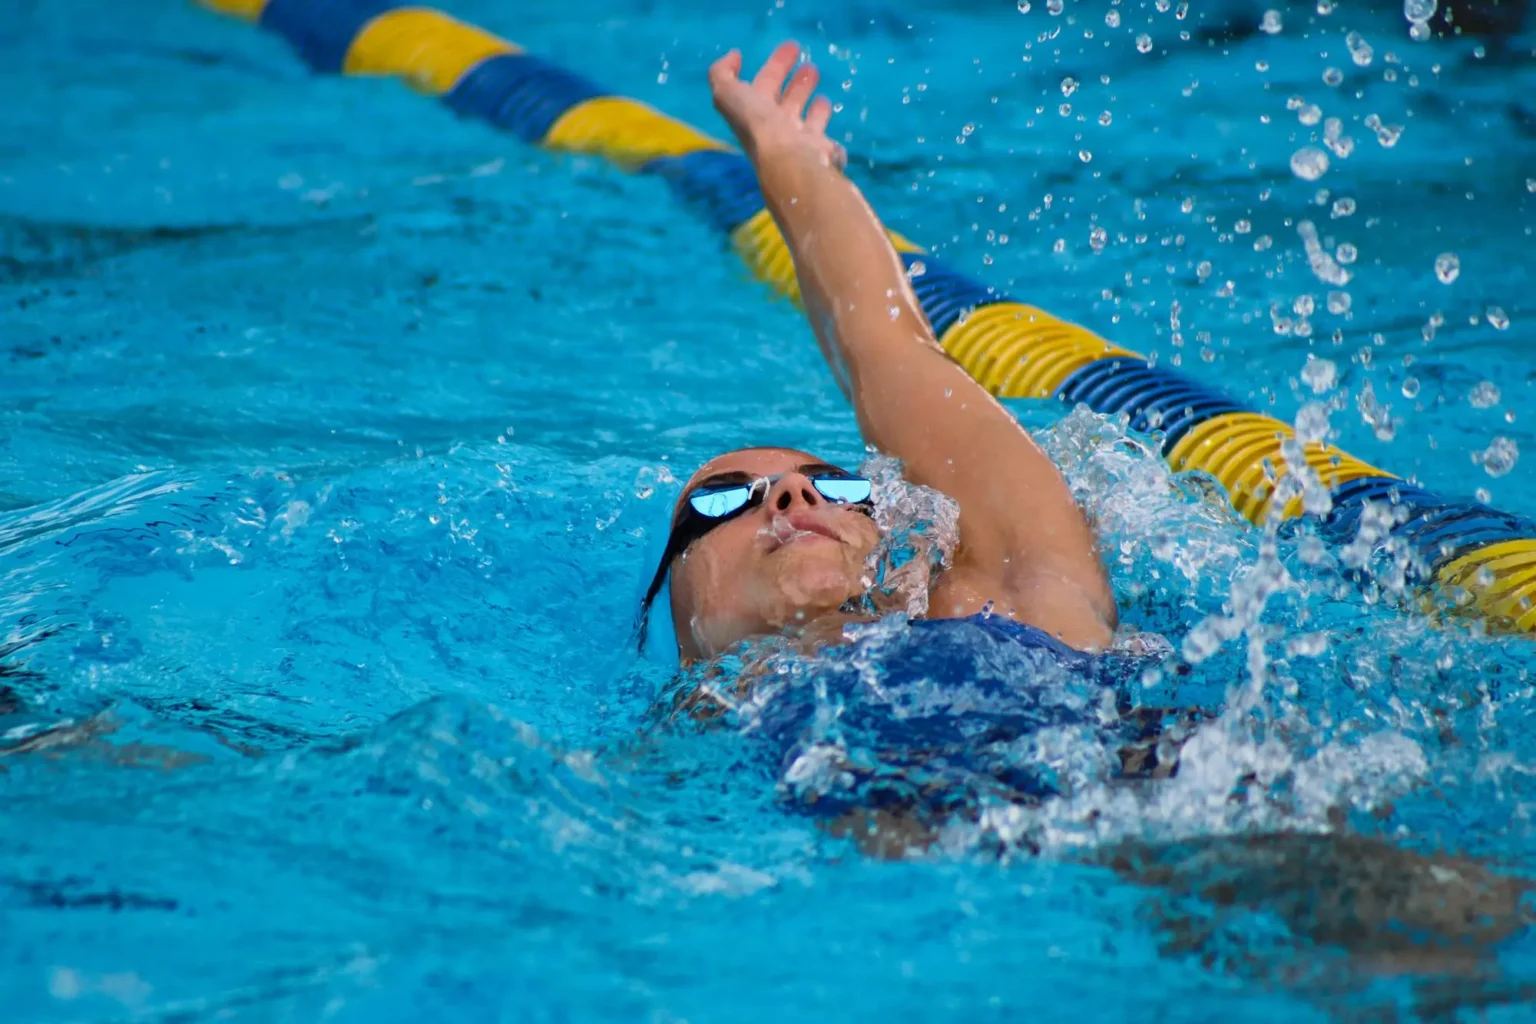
[763, 473, 824, 514]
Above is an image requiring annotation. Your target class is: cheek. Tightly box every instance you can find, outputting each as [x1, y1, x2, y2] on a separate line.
[674, 527, 755, 611]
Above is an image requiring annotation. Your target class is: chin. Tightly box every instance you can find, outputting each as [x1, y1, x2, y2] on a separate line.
[770, 561, 858, 622]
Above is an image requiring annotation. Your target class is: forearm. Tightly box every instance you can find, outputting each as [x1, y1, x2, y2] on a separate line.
[756, 148, 937, 401]
[755, 148, 1053, 501]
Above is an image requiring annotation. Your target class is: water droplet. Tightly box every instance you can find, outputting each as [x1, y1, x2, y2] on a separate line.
[1059, 102, 1072, 116]
[1301, 356, 1338, 393]
[1336, 243, 1358, 264]
[1105, 9, 1120, 27]
[1089, 224, 1108, 252]
[1046, 0, 1064, 14]
[1290, 146, 1330, 181]
[1298, 103, 1323, 126]
[1296, 400, 1332, 441]
[1079, 149, 1093, 163]
[1408, 20, 1431, 41]
[1331, 196, 1356, 218]
[1261, 9, 1284, 33]
[1098, 110, 1112, 126]
[907, 260, 926, 279]
[1487, 306, 1510, 330]
[1477, 436, 1519, 477]
[1404, 0, 1436, 23]
[1363, 114, 1404, 147]
[1469, 381, 1500, 408]
[1346, 30, 1374, 66]
[1402, 377, 1421, 399]
[1136, 33, 1153, 53]
[1327, 290, 1351, 314]
[1294, 294, 1316, 316]
[1061, 76, 1078, 97]
[1323, 67, 1344, 86]
[1180, 196, 1195, 213]
[1017, 0, 1031, 11]
[1235, 219, 1252, 234]
[1528, 177, 1536, 193]
[1434, 252, 1459, 284]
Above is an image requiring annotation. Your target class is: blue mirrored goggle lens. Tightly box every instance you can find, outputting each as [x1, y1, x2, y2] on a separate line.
[686, 476, 873, 520]
[689, 486, 753, 518]
[813, 477, 873, 505]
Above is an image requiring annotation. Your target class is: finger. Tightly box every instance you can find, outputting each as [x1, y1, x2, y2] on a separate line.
[781, 63, 820, 117]
[708, 49, 743, 92]
[805, 94, 834, 135]
[751, 40, 801, 95]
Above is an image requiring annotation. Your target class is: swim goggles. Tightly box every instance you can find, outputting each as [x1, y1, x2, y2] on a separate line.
[637, 465, 873, 645]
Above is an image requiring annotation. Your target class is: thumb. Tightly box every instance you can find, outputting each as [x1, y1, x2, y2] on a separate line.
[708, 50, 743, 94]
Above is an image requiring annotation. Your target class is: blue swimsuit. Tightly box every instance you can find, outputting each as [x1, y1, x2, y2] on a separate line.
[732, 613, 1176, 824]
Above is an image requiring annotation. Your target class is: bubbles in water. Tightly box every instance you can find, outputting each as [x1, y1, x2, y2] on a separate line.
[1322, 67, 1344, 86]
[1331, 197, 1356, 218]
[1363, 114, 1403, 147]
[1476, 437, 1519, 477]
[1327, 290, 1351, 314]
[1356, 380, 1399, 442]
[1336, 243, 1358, 264]
[1286, 632, 1328, 657]
[1105, 9, 1120, 26]
[1469, 382, 1501, 408]
[1295, 401, 1332, 441]
[1401, 377, 1421, 399]
[1323, 118, 1354, 158]
[1298, 103, 1323, 126]
[1301, 355, 1338, 393]
[1261, 9, 1284, 33]
[1297, 221, 1351, 285]
[1404, 0, 1437, 23]
[1090, 224, 1108, 252]
[1294, 294, 1315, 316]
[1061, 76, 1078, 97]
[1346, 31, 1374, 66]
[1290, 147, 1329, 181]
[1098, 110, 1112, 126]
[1434, 252, 1460, 284]
[1136, 33, 1153, 53]
[1487, 306, 1510, 330]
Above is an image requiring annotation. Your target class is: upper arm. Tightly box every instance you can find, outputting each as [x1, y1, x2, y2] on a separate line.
[844, 331, 1117, 646]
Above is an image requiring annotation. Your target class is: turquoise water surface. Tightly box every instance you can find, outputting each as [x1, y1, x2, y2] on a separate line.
[3, 0, 1535, 1020]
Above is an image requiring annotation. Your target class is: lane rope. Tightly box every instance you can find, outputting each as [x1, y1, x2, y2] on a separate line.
[194, 0, 1536, 633]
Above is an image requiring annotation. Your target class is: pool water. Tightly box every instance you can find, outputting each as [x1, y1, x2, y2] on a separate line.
[3, 0, 1535, 1019]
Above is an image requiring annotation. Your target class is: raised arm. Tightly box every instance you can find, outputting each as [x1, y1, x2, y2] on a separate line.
[710, 43, 1114, 649]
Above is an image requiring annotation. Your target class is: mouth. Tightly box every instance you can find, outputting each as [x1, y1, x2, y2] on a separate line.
[759, 512, 843, 553]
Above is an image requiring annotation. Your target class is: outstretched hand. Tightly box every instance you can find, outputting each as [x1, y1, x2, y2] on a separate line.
[709, 42, 845, 172]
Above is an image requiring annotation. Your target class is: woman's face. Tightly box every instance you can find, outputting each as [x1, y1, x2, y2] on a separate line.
[666, 447, 880, 660]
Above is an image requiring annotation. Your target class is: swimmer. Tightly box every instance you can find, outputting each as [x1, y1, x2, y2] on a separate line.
[640, 41, 1118, 662]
